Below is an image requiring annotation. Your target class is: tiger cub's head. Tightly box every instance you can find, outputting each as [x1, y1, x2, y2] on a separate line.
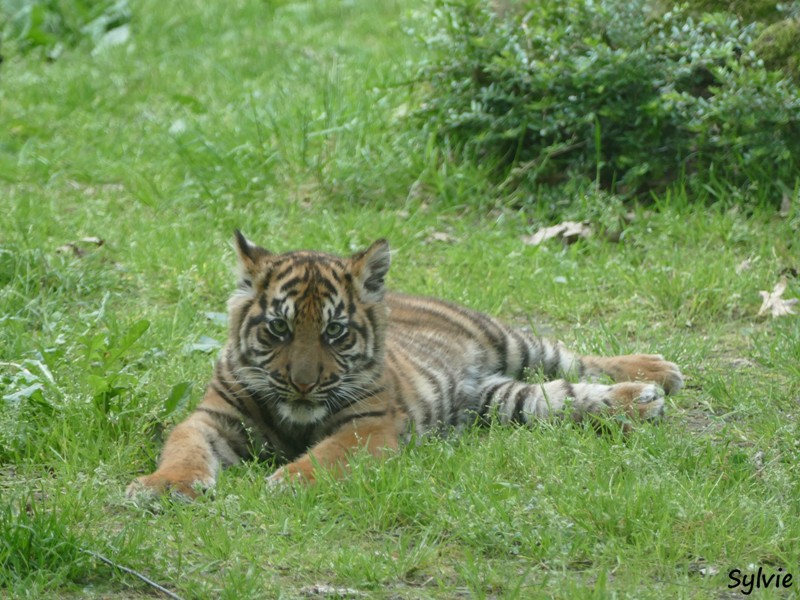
[226, 231, 391, 425]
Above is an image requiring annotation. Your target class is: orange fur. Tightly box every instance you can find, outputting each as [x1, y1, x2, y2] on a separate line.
[268, 413, 402, 485]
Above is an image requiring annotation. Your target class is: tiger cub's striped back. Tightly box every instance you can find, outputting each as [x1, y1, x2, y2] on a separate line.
[127, 233, 683, 498]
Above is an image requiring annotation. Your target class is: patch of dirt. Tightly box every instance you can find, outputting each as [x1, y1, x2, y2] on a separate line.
[679, 404, 728, 437]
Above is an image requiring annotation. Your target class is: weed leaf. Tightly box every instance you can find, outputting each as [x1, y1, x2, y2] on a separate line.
[204, 312, 228, 326]
[3, 383, 44, 404]
[183, 335, 222, 355]
[164, 382, 193, 417]
[106, 320, 150, 365]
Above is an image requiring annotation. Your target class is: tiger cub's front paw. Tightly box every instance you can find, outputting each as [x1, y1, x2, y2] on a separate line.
[267, 458, 318, 489]
[126, 472, 213, 501]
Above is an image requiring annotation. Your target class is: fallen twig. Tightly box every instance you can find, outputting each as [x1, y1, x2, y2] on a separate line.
[83, 549, 184, 600]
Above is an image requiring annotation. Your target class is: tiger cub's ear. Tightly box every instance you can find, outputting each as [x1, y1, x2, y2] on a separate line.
[351, 239, 391, 302]
[233, 230, 271, 290]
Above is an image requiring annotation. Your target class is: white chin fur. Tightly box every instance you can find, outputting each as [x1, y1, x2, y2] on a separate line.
[277, 402, 328, 425]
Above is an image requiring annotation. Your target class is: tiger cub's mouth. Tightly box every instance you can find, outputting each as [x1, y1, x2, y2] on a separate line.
[276, 397, 329, 425]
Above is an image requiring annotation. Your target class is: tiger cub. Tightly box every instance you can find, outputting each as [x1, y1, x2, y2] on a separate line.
[127, 232, 683, 498]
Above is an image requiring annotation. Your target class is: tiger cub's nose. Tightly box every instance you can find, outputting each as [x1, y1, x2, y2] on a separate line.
[288, 359, 321, 395]
[292, 380, 317, 394]
[289, 372, 319, 395]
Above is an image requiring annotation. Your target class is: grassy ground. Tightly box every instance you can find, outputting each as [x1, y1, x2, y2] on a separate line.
[2, 0, 800, 598]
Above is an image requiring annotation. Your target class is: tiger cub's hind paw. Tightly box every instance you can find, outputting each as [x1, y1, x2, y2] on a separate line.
[635, 383, 666, 421]
[632, 354, 684, 396]
[610, 382, 666, 422]
[585, 354, 684, 395]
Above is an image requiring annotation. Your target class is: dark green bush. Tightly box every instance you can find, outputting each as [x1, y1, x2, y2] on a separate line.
[680, 0, 784, 23]
[0, 0, 130, 58]
[412, 0, 800, 199]
[753, 17, 800, 81]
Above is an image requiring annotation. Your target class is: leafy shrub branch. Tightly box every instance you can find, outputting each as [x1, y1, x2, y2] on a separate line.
[0, 0, 130, 58]
[411, 0, 800, 199]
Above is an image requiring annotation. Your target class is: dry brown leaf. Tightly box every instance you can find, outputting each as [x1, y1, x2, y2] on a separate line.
[300, 585, 364, 598]
[688, 558, 717, 576]
[622, 210, 653, 224]
[56, 243, 85, 257]
[426, 231, 459, 244]
[735, 259, 753, 275]
[757, 278, 798, 318]
[56, 237, 105, 258]
[79, 236, 104, 245]
[522, 221, 592, 246]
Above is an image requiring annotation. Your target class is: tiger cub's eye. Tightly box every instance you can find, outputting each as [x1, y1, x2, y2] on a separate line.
[324, 322, 346, 339]
[268, 318, 290, 337]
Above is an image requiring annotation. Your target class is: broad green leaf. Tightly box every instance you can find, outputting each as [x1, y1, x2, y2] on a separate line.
[164, 382, 193, 416]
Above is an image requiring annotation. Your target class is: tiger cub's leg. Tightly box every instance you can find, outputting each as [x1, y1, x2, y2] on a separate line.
[512, 332, 683, 395]
[126, 391, 250, 499]
[476, 375, 666, 428]
[267, 412, 403, 486]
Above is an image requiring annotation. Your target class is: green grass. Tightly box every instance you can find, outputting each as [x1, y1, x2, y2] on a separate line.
[2, 0, 800, 598]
